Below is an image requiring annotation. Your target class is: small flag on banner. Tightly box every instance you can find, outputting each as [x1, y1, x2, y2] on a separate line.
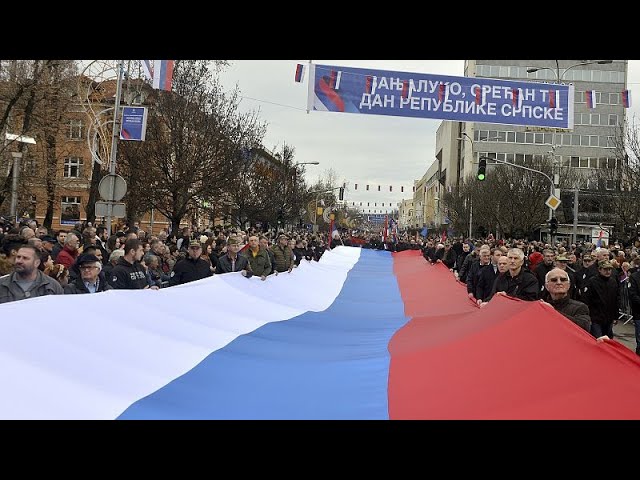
[354, 184, 358, 190]
[365, 76, 375, 94]
[438, 83, 450, 103]
[295, 64, 305, 82]
[511, 87, 523, 108]
[329, 70, 341, 89]
[622, 89, 631, 108]
[585, 90, 597, 109]
[401, 80, 409, 99]
[474, 86, 486, 106]
[549, 89, 560, 108]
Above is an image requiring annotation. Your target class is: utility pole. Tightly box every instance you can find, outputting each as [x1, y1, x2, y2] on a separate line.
[573, 189, 579, 244]
[105, 60, 125, 238]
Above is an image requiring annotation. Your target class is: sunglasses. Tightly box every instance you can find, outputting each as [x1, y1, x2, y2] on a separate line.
[547, 277, 569, 283]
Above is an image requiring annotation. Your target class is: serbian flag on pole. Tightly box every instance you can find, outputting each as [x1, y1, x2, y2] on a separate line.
[329, 70, 341, 90]
[294, 64, 305, 83]
[596, 229, 605, 248]
[2, 248, 640, 419]
[549, 89, 560, 108]
[151, 60, 174, 91]
[622, 89, 631, 108]
[438, 83, 449, 103]
[585, 90, 597, 109]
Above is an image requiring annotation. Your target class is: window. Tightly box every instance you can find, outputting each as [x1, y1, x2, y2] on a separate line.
[534, 133, 544, 144]
[524, 132, 533, 144]
[506, 131, 516, 143]
[69, 119, 83, 139]
[571, 156, 580, 168]
[598, 158, 608, 169]
[609, 114, 618, 126]
[64, 157, 82, 178]
[589, 135, 600, 147]
[516, 132, 525, 144]
[591, 113, 600, 125]
[572, 135, 581, 146]
[605, 179, 615, 190]
[606, 136, 615, 148]
[61, 196, 81, 225]
[543, 133, 552, 144]
[608, 158, 617, 169]
[589, 157, 598, 168]
[579, 158, 589, 168]
[609, 93, 619, 105]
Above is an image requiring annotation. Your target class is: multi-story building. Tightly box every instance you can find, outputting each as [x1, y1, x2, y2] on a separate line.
[437, 59, 627, 241]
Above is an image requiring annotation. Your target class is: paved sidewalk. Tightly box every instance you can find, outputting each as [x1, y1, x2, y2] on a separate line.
[613, 318, 638, 354]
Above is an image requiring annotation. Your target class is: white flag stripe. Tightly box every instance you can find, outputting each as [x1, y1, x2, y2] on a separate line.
[0, 247, 361, 419]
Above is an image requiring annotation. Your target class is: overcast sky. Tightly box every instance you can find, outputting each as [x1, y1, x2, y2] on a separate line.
[219, 60, 640, 213]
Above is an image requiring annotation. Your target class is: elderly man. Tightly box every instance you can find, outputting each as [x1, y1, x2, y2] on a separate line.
[543, 267, 591, 332]
[0, 245, 64, 303]
[64, 254, 113, 294]
[487, 248, 539, 302]
[56, 232, 80, 269]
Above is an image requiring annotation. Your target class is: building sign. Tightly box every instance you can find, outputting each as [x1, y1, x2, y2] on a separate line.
[307, 63, 574, 129]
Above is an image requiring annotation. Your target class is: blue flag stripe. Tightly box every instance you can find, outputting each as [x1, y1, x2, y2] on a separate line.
[118, 250, 409, 419]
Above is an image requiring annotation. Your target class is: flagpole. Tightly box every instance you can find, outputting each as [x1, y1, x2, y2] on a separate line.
[306, 60, 312, 114]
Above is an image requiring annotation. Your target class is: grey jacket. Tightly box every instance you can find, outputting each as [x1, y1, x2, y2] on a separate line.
[0, 270, 64, 304]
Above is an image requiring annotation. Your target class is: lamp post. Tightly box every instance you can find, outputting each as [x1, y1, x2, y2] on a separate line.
[5, 133, 37, 223]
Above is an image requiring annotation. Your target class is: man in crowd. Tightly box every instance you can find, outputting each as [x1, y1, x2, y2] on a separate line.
[111, 238, 154, 290]
[582, 259, 619, 339]
[271, 234, 294, 274]
[56, 232, 80, 269]
[0, 245, 64, 303]
[247, 235, 271, 281]
[51, 229, 67, 261]
[218, 237, 251, 275]
[64, 254, 112, 294]
[169, 240, 212, 286]
[543, 267, 591, 332]
[487, 248, 539, 302]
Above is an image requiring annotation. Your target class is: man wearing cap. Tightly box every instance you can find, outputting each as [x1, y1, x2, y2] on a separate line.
[543, 267, 591, 332]
[64, 254, 112, 294]
[271, 234, 294, 274]
[552, 253, 577, 299]
[41, 235, 57, 256]
[168, 239, 212, 286]
[0, 245, 64, 304]
[246, 235, 271, 281]
[217, 236, 251, 274]
[582, 259, 620, 339]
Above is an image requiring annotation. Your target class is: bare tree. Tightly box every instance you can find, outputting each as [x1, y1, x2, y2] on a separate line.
[118, 60, 265, 233]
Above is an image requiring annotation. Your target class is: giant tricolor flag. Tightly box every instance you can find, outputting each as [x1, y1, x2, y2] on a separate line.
[622, 89, 631, 108]
[1, 248, 640, 420]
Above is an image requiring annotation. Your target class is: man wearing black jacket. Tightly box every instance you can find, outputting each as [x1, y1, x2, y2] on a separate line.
[169, 240, 212, 286]
[64, 254, 113, 294]
[487, 248, 539, 302]
[111, 238, 151, 290]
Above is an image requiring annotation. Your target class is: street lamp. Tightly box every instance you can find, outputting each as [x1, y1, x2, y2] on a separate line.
[5, 133, 37, 223]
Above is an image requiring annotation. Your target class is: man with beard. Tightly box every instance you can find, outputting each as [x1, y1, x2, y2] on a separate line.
[0, 245, 64, 303]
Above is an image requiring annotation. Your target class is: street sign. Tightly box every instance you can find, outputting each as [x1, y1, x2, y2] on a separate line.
[95, 201, 126, 218]
[98, 174, 127, 201]
[545, 194, 562, 210]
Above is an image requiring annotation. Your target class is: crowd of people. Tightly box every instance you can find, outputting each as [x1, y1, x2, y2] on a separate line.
[0, 219, 333, 302]
[2, 218, 639, 356]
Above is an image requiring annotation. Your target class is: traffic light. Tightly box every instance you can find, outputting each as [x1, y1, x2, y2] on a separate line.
[477, 158, 487, 181]
[339, 187, 345, 201]
[549, 217, 558, 233]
